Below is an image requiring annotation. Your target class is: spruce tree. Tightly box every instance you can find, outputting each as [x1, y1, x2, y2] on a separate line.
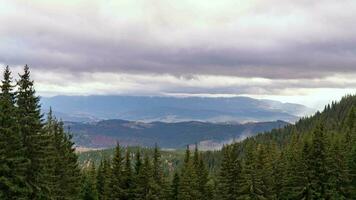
[16, 65, 48, 199]
[45, 111, 82, 199]
[140, 154, 159, 200]
[61, 129, 82, 200]
[279, 131, 308, 200]
[237, 141, 265, 200]
[178, 146, 199, 200]
[216, 145, 241, 200]
[121, 149, 134, 200]
[0, 66, 29, 199]
[328, 136, 351, 199]
[152, 144, 164, 199]
[132, 149, 147, 200]
[111, 143, 123, 199]
[307, 124, 331, 199]
[170, 172, 180, 200]
[97, 159, 111, 200]
[81, 162, 99, 200]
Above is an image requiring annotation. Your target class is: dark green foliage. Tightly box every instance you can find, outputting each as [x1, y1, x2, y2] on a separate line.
[0, 66, 85, 199]
[0, 66, 29, 199]
[45, 110, 82, 200]
[177, 146, 199, 200]
[110, 143, 123, 199]
[170, 172, 180, 200]
[97, 159, 111, 200]
[81, 163, 98, 200]
[216, 145, 241, 200]
[121, 149, 134, 200]
[17, 65, 48, 199]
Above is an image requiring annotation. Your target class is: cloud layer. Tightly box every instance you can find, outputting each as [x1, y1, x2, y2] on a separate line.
[0, 0, 355, 108]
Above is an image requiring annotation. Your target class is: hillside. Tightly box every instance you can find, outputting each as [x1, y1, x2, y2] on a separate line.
[41, 95, 313, 123]
[247, 94, 356, 146]
[66, 119, 288, 148]
[77, 94, 356, 199]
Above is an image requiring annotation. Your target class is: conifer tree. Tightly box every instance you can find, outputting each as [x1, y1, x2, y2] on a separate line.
[152, 144, 164, 199]
[279, 131, 308, 200]
[217, 145, 241, 200]
[328, 136, 351, 199]
[16, 65, 48, 199]
[170, 172, 180, 200]
[111, 143, 123, 199]
[61, 130, 82, 200]
[307, 124, 331, 199]
[121, 149, 134, 200]
[346, 106, 356, 197]
[196, 152, 209, 200]
[132, 149, 148, 200]
[81, 162, 98, 200]
[140, 154, 159, 200]
[238, 141, 265, 200]
[153, 144, 164, 189]
[45, 111, 81, 200]
[0, 66, 29, 199]
[97, 159, 111, 200]
[178, 146, 199, 200]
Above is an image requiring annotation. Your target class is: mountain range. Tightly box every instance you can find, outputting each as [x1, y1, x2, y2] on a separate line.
[64, 119, 288, 149]
[41, 95, 313, 123]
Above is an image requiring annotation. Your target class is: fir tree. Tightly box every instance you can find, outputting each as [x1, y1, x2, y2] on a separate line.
[111, 143, 123, 199]
[178, 146, 199, 200]
[16, 65, 48, 199]
[132, 149, 146, 200]
[170, 172, 180, 200]
[307, 124, 331, 199]
[238, 141, 265, 200]
[97, 159, 111, 200]
[121, 149, 134, 200]
[216, 145, 241, 200]
[152, 144, 164, 199]
[81, 162, 98, 200]
[0, 66, 29, 199]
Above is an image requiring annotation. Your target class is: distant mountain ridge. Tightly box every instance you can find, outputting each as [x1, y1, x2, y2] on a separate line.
[64, 119, 289, 149]
[41, 95, 313, 123]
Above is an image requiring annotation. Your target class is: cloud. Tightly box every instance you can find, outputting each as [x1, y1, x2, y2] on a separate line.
[0, 0, 355, 79]
[0, 0, 355, 109]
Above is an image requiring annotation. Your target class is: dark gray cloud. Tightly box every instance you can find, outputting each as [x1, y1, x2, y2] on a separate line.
[1, 0, 356, 79]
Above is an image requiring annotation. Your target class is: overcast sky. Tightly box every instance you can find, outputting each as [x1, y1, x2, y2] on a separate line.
[0, 0, 355, 109]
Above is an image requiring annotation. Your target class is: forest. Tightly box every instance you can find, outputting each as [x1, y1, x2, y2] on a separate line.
[0, 66, 355, 200]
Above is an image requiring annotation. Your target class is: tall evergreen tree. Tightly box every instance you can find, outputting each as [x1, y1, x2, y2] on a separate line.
[307, 124, 331, 199]
[121, 149, 134, 200]
[81, 162, 98, 200]
[170, 172, 180, 200]
[238, 141, 265, 200]
[152, 144, 164, 199]
[279, 130, 308, 200]
[111, 143, 123, 199]
[178, 146, 199, 200]
[16, 65, 48, 199]
[217, 145, 241, 200]
[0, 66, 29, 199]
[97, 159, 111, 200]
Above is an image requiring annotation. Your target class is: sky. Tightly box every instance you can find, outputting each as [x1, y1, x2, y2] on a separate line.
[0, 0, 355, 109]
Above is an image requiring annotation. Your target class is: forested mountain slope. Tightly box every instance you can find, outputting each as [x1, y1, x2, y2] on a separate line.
[217, 94, 356, 199]
[79, 95, 355, 200]
[66, 119, 288, 148]
[249, 94, 356, 146]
